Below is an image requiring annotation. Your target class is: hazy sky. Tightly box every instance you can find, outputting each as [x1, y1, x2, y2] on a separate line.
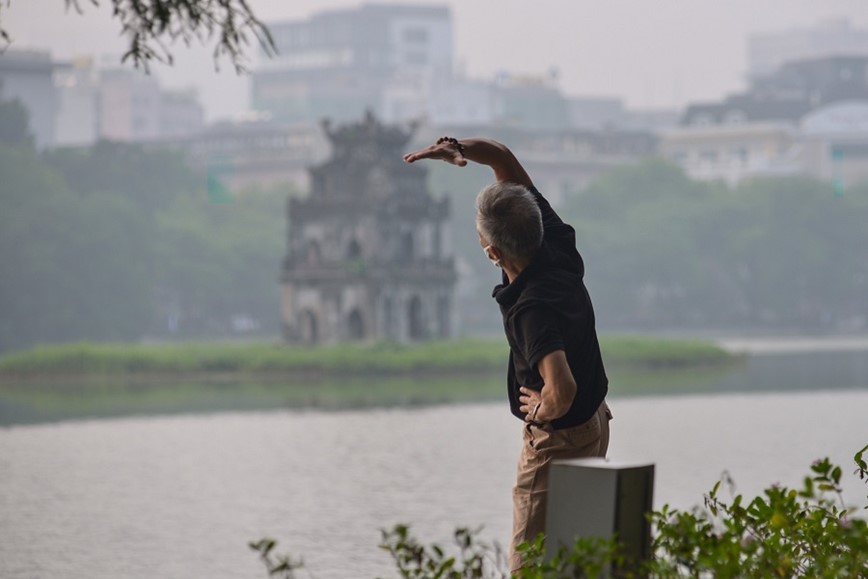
[4, 0, 868, 121]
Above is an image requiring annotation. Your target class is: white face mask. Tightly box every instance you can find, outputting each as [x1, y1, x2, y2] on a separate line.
[482, 245, 501, 268]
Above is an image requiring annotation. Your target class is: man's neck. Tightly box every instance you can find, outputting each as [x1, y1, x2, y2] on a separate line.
[503, 257, 531, 284]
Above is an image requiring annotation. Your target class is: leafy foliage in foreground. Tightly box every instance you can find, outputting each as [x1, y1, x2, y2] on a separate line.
[249, 538, 304, 579]
[252, 446, 868, 578]
[648, 444, 868, 578]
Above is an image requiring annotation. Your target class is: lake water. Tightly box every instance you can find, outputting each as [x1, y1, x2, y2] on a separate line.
[1, 346, 867, 578]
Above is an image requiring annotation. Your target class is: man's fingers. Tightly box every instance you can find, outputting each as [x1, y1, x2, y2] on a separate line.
[403, 149, 435, 163]
[403, 143, 466, 166]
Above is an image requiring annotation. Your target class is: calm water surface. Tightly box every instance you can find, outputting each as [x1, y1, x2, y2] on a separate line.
[1, 347, 867, 578]
[1, 392, 867, 578]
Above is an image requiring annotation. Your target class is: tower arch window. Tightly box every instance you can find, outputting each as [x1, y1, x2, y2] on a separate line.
[400, 231, 414, 262]
[347, 309, 365, 341]
[306, 240, 322, 266]
[299, 309, 319, 345]
[437, 296, 450, 339]
[347, 238, 362, 260]
[383, 296, 395, 340]
[408, 295, 425, 340]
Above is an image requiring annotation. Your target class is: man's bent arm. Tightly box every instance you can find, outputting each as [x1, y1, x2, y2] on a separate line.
[533, 350, 577, 422]
[404, 137, 534, 189]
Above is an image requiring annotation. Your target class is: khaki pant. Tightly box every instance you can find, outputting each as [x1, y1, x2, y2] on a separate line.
[509, 400, 612, 573]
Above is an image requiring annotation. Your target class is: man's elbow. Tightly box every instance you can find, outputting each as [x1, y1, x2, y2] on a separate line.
[550, 378, 577, 418]
[561, 379, 578, 411]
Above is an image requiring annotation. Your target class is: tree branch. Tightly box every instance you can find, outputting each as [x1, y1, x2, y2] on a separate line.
[0, 0, 274, 72]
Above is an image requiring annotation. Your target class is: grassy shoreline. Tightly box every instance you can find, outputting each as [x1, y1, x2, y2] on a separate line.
[0, 336, 734, 382]
[0, 337, 740, 426]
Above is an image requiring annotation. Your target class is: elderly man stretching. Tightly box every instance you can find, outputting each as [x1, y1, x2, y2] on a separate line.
[404, 137, 612, 572]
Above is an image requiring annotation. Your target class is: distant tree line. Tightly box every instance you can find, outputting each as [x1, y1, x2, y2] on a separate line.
[431, 146, 868, 336]
[3, 97, 867, 353]
[563, 160, 868, 333]
[0, 100, 287, 353]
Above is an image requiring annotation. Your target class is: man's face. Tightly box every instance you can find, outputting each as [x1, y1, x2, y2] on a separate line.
[478, 231, 501, 268]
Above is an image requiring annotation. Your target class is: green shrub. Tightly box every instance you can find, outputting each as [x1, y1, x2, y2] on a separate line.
[251, 445, 868, 578]
[647, 444, 868, 578]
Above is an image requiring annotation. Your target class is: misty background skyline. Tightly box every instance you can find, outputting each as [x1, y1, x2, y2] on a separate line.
[4, 1, 868, 349]
[5, 0, 868, 121]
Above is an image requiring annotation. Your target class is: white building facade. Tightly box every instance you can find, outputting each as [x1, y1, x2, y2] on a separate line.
[0, 49, 58, 148]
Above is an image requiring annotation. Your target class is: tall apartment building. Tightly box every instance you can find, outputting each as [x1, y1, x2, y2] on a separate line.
[253, 3, 452, 125]
[0, 49, 58, 148]
[55, 63, 205, 145]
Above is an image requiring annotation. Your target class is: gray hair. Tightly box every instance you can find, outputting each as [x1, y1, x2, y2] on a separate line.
[475, 182, 543, 260]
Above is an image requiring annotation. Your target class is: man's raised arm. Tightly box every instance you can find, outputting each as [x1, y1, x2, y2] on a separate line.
[405, 137, 570, 235]
[403, 137, 534, 189]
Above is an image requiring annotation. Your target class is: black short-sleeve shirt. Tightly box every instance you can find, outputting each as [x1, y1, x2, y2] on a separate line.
[492, 186, 608, 429]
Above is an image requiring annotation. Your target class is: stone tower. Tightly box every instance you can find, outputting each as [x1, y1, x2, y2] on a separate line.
[281, 113, 456, 344]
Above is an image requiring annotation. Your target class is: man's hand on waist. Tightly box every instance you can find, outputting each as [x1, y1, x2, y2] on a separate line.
[518, 386, 546, 425]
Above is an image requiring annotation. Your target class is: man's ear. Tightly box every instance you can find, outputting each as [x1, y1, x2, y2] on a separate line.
[489, 246, 504, 262]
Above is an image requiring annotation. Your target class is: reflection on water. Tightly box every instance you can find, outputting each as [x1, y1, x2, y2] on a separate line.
[613, 348, 868, 397]
[0, 391, 866, 579]
[0, 373, 506, 427]
[2, 347, 868, 426]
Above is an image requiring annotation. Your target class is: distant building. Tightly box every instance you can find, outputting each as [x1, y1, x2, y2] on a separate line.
[799, 101, 868, 187]
[253, 3, 453, 125]
[0, 49, 58, 148]
[489, 71, 570, 131]
[413, 76, 494, 126]
[255, 3, 656, 133]
[155, 117, 657, 198]
[664, 55, 868, 185]
[157, 119, 328, 192]
[159, 89, 205, 140]
[54, 56, 99, 146]
[97, 68, 162, 141]
[567, 96, 627, 130]
[617, 108, 681, 133]
[11, 58, 208, 147]
[415, 123, 657, 201]
[660, 121, 796, 185]
[683, 56, 868, 128]
[505, 128, 658, 200]
[281, 113, 456, 344]
[567, 95, 679, 132]
[96, 67, 204, 143]
[749, 19, 868, 80]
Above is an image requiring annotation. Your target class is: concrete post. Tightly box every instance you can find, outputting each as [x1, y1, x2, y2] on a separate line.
[545, 458, 655, 574]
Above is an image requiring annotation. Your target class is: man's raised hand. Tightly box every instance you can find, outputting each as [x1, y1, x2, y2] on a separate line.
[403, 137, 468, 167]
